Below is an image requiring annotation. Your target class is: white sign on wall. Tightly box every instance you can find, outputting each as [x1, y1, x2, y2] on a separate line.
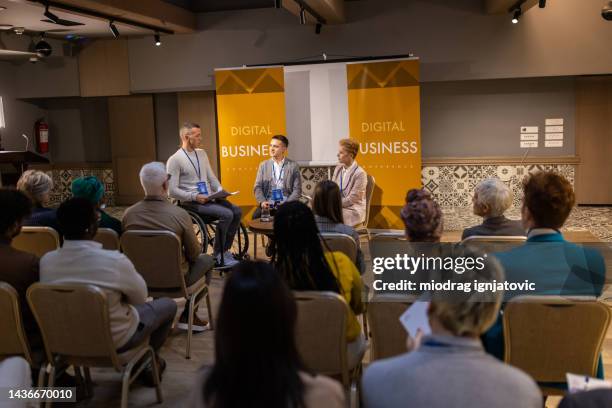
[545, 125, 563, 133]
[545, 118, 564, 126]
[520, 126, 539, 133]
[545, 133, 564, 140]
[545, 140, 563, 147]
[520, 133, 538, 141]
[520, 141, 539, 148]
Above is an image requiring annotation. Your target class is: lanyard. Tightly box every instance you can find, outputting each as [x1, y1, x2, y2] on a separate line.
[271, 160, 286, 184]
[182, 148, 201, 181]
[340, 165, 356, 196]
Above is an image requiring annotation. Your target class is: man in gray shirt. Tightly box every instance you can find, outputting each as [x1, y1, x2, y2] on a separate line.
[167, 123, 241, 267]
[362, 247, 542, 408]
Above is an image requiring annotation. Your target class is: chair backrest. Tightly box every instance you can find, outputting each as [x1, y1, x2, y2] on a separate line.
[0, 283, 32, 364]
[367, 295, 412, 360]
[94, 228, 120, 250]
[504, 296, 611, 382]
[120, 230, 185, 294]
[27, 283, 121, 369]
[12, 226, 60, 258]
[460, 235, 526, 253]
[320, 233, 358, 263]
[293, 291, 349, 386]
[363, 175, 375, 228]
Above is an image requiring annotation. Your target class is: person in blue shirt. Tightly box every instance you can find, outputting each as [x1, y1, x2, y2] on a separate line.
[483, 171, 605, 379]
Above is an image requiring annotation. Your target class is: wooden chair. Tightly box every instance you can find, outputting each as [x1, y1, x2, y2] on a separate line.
[355, 175, 375, 238]
[120, 230, 212, 359]
[12, 226, 60, 258]
[0, 283, 33, 365]
[94, 228, 120, 250]
[503, 296, 611, 396]
[367, 294, 413, 361]
[320, 232, 358, 264]
[27, 283, 162, 408]
[293, 291, 364, 390]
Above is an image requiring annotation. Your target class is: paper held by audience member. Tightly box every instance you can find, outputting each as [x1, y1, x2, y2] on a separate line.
[567, 373, 612, 393]
[207, 190, 239, 201]
[399, 301, 432, 337]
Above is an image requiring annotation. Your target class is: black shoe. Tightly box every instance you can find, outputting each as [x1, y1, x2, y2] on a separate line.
[140, 357, 166, 387]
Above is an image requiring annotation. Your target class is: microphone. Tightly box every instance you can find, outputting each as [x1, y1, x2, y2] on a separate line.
[22, 134, 29, 151]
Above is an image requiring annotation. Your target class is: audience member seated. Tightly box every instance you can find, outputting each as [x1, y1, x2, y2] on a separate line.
[190, 261, 345, 408]
[0, 189, 41, 351]
[273, 201, 366, 367]
[331, 138, 367, 227]
[483, 171, 606, 369]
[71, 176, 122, 235]
[401, 188, 443, 243]
[0, 357, 31, 408]
[462, 178, 525, 240]
[362, 246, 542, 408]
[312, 180, 365, 274]
[40, 198, 176, 385]
[123, 162, 215, 332]
[16, 170, 61, 233]
[559, 389, 612, 408]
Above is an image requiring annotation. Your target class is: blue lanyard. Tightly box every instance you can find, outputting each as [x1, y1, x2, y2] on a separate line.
[271, 160, 286, 184]
[182, 148, 201, 181]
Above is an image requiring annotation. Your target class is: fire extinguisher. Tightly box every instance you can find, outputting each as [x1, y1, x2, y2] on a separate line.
[34, 119, 49, 154]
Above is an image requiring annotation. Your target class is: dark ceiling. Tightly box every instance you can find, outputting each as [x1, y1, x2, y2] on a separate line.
[163, 0, 275, 13]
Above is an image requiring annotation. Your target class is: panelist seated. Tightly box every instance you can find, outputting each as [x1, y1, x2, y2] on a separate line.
[462, 178, 525, 240]
[252, 134, 301, 219]
[331, 138, 367, 227]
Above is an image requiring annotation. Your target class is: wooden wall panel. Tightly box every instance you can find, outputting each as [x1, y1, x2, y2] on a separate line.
[108, 95, 156, 205]
[79, 39, 130, 97]
[575, 76, 612, 205]
[177, 91, 219, 175]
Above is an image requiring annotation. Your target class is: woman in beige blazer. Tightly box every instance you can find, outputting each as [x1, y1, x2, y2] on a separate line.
[332, 138, 368, 227]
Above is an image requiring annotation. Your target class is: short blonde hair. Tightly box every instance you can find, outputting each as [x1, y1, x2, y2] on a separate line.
[339, 138, 359, 159]
[429, 247, 504, 337]
[474, 178, 513, 217]
[16, 170, 53, 205]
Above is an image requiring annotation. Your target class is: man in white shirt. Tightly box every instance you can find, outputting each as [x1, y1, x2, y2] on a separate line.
[167, 123, 241, 267]
[40, 197, 176, 385]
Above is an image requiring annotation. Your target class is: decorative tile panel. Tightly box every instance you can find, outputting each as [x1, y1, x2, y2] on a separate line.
[44, 167, 115, 208]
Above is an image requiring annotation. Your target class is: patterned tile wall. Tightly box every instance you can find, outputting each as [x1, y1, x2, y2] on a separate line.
[44, 167, 115, 208]
[301, 163, 575, 208]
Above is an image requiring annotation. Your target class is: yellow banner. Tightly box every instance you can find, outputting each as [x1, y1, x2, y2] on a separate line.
[347, 59, 422, 229]
[215, 67, 286, 215]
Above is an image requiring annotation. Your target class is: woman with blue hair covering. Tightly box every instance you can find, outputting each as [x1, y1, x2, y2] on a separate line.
[71, 176, 122, 235]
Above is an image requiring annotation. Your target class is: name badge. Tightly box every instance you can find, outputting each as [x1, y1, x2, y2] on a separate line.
[197, 181, 208, 195]
[271, 188, 283, 202]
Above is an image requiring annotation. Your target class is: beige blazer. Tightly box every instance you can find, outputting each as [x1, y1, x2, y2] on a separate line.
[332, 162, 367, 227]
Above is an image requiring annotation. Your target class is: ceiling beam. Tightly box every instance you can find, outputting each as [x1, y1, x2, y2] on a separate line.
[484, 0, 540, 14]
[33, 0, 197, 34]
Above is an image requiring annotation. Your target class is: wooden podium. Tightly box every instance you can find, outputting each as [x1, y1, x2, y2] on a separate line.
[0, 150, 49, 187]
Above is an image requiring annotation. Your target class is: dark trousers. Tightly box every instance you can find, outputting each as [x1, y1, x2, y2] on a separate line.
[117, 298, 177, 355]
[181, 253, 214, 318]
[183, 199, 242, 256]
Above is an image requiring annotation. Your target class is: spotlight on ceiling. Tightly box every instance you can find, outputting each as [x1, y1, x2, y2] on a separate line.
[35, 33, 52, 57]
[539, 0, 546, 7]
[109, 20, 119, 37]
[13, 26, 25, 35]
[511, 8, 521, 24]
[603, 1, 612, 21]
[154, 33, 161, 46]
[43, 3, 59, 24]
[315, 22, 322, 34]
[274, 0, 281, 8]
[299, 6, 306, 25]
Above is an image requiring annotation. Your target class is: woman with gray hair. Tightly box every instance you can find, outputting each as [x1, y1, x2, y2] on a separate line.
[461, 178, 525, 240]
[16, 169, 61, 232]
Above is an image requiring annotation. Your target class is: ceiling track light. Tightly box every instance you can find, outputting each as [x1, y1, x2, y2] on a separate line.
[109, 20, 119, 37]
[274, 0, 282, 8]
[43, 2, 59, 24]
[154, 33, 161, 46]
[539, 0, 546, 8]
[511, 8, 521, 24]
[299, 6, 306, 25]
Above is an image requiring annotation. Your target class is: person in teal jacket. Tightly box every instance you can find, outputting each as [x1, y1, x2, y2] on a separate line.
[482, 171, 606, 383]
[71, 176, 122, 236]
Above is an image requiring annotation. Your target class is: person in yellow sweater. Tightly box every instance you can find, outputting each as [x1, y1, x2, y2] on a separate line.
[273, 201, 366, 369]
